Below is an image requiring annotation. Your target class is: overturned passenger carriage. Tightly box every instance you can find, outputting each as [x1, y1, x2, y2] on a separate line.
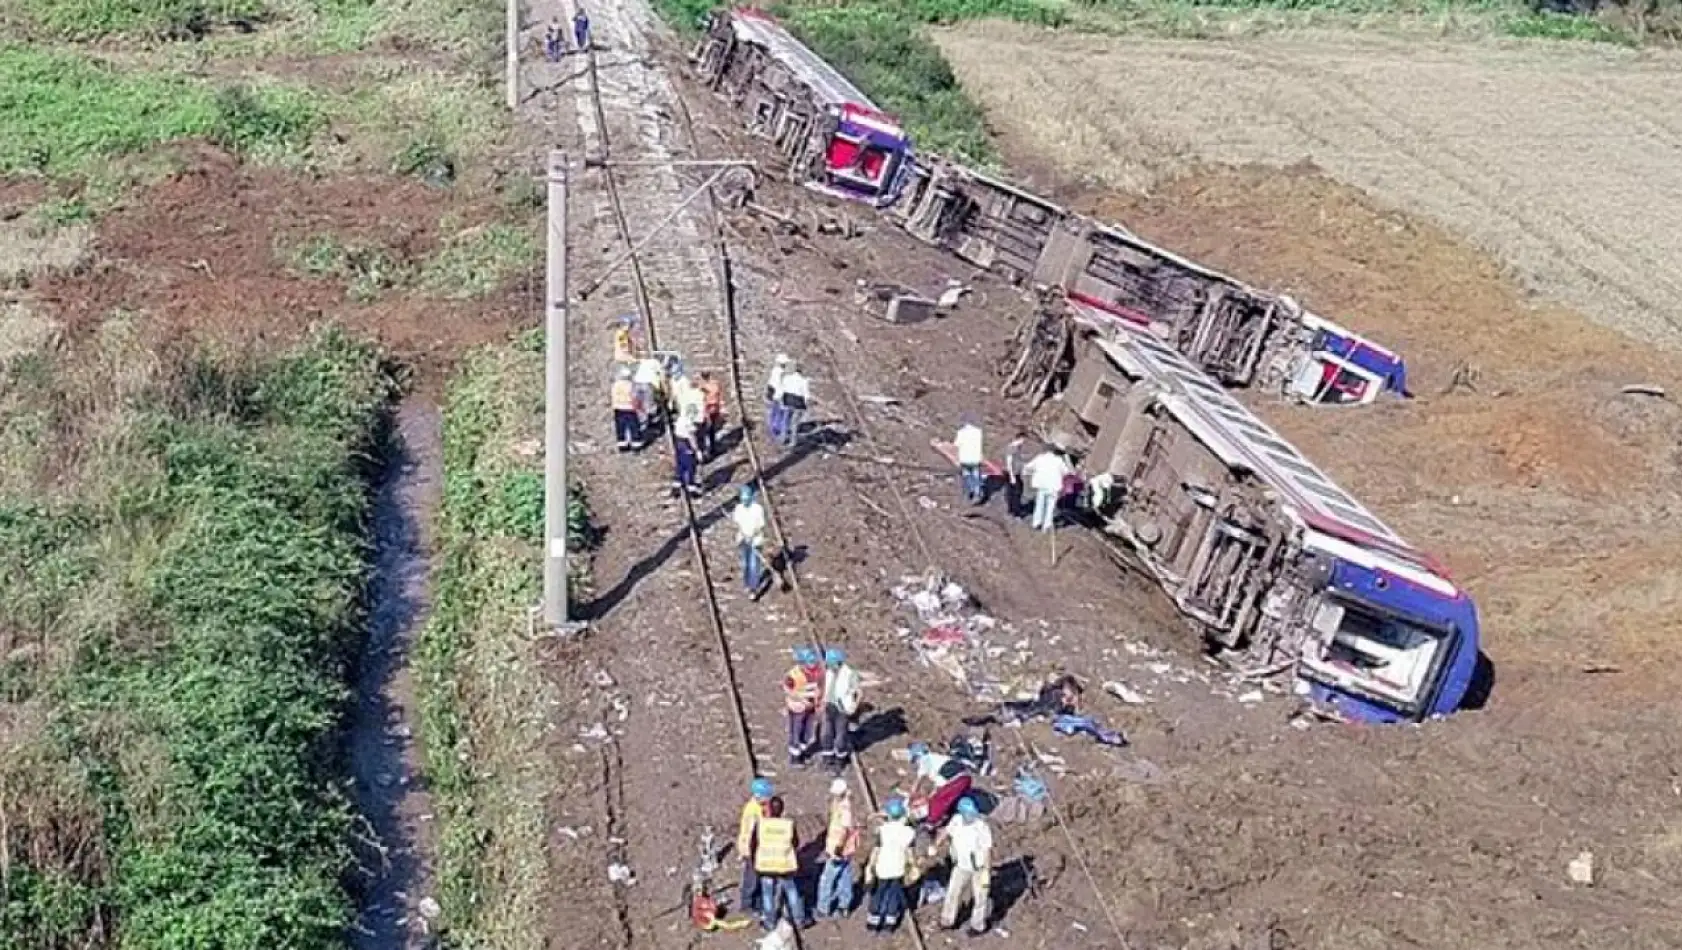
[896, 159, 1410, 402]
[691, 9, 1410, 403]
[1061, 320, 1479, 722]
[692, 8, 913, 207]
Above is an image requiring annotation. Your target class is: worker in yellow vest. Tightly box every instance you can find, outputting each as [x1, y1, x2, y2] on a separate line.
[736, 777, 773, 913]
[611, 365, 641, 451]
[783, 646, 824, 767]
[753, 796, 812, 931]
[612, 318, 637, 364]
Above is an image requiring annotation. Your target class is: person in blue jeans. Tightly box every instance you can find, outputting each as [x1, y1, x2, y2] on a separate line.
[572, 7, 591, 52]
[754, 797, 812, 930]
[733, 484, 769, 597]
[814, 779, 858, 918]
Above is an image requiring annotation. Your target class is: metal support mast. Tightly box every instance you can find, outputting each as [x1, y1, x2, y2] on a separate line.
[505, 0, 519, 110]
[543, 151, 569, 627]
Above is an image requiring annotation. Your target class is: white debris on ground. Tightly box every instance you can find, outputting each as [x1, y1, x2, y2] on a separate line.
[889, 571, 1025, 702]
[608, 862, 636, 885]
[1567, 851, 1596, 886]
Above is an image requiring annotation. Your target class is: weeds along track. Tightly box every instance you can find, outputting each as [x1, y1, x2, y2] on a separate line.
[577, 29, 930, 950]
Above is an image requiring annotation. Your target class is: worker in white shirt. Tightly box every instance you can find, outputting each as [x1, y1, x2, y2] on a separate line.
[672, 407, 701, 498]
[954, 416, 985, 505]
[930, 796, 993, 935]
[863, 797, 918, 934]
[818, 647, 861, 773]
[777, 362, 810, 449]
[732, 483, 770, 598]
[765, 354, 790, 443]
[1023, 448, 1071, 532]
[632, 355, 666, 431]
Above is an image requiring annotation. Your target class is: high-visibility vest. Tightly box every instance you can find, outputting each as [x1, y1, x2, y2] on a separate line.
[754, 817, 797, 875]
[736, 799, 763, 857]
[613, 328, 635, 363]
[784, 665, 820, 713]
[610, 379, 636, 411]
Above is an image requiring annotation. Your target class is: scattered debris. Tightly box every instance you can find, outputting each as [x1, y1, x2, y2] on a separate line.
[417, 897, 441, 920]
[579, 722, 609, 741]
[1581, 664, 1621, 674]
[886, 293, 939, 324]
[1103, 681, 1148, 705]
[608, 862, 636, 885]
[1108, 759, 1164, 784]
[859, 394, 901, 406]
[936, 281, 971, 310]
[1238, 689, 1265, 704]
[1567, 851, 1595, 886]
[757, 920, 798, 950]
[1620, 383, 1666, 398]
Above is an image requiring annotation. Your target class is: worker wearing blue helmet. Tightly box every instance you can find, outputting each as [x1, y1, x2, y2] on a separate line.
[931, 795, 994, 935]
[864, 796, 917, 934]
[819, 646, 862, 773]
[736, 777, 775, 912]
[783, 646, 824, 766]
[732, 483, 770, 599]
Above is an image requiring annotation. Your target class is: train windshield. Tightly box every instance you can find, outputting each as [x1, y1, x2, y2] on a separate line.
[1298, 593, 1454, 714]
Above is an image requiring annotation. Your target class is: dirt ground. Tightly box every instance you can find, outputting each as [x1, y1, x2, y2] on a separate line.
[935, 23, 1682, 350]
[30, 142, 529, 386]
[523, 12, 1682, 950]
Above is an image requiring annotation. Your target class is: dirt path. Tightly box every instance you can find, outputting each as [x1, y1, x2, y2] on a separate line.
[348, 399, 443, 948]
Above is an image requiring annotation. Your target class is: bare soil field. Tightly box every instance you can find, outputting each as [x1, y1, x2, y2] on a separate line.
[936, 24, 1682, 349]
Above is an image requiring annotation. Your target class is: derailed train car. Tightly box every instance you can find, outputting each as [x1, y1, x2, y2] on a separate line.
[692, 8, 1409, 403]
[1061, 320, 1480, 721]
[691, 8, 913, 207]
[897, 158, 1410, 400]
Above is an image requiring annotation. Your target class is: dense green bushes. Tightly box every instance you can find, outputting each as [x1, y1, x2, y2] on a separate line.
[0, 327, 394, 949]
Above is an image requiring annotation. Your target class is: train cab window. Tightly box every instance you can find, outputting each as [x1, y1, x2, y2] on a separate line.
[827, 136, 892, 188]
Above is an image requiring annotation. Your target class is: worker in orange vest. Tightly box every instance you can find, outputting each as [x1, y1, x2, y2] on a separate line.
[697, 370, 725, 461]
[611, 365, 641, 451]
[754, 796, 812, 930]
[736, 777, 773, 914]
[783, 646, 824, 767]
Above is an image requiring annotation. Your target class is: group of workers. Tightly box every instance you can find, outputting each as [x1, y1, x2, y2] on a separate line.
[607, 318, 727, 497]
[781, 645, 861, 770]
[953, 417, 1114, 531]
[543, 8, 591, 62]
[764, 354, 811, 449]
[734, 763, 995, 936]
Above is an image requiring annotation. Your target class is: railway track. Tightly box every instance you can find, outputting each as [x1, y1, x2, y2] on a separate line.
[576, 26, 930, 950]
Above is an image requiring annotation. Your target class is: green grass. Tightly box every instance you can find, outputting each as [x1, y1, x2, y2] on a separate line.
[284, 232, 412, 301]
[0, 46, 321, 175]
[3, 0, 270, 40]
[417, 334, 593, 948]
[0, 324, 394, 949]
[419, 223, 537, 299]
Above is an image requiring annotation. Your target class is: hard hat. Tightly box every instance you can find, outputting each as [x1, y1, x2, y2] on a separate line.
[774, 354, 791, 365]
[883, 797, 907, 820]
[829, 778, 849, 797]
[955, 796, 979, 819]
[908, 741, 929, 760]
[793, 646, 818, 666]
[751, 777, 773, 800]
[738, 484, 756, 504]
[824, 647, 845, 667]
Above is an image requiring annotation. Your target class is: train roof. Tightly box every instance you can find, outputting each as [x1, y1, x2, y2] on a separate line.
[727, 9, 884, 117]
[1089, 327, 1446, 580]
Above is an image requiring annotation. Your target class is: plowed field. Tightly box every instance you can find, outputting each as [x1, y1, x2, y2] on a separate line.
[937, 24, 1682, 347]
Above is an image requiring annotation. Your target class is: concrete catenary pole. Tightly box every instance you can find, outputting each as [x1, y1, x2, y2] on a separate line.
[543, 151, 568, 627]
[505, 0, 518, 110]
